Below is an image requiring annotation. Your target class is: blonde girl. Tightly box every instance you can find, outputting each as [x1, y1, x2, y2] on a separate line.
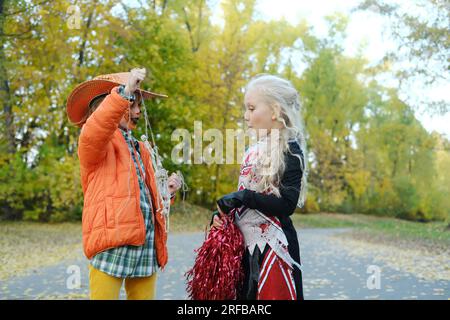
[214, 74, 307, 300]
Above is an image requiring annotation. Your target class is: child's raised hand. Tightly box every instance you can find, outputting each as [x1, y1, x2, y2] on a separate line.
[124, 68, 146, 95]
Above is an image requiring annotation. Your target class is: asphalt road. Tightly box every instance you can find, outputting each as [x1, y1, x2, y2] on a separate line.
[1, 228, 448, 300]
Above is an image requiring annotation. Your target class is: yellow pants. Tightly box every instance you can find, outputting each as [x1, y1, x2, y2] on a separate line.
[88, 265, 157, 300]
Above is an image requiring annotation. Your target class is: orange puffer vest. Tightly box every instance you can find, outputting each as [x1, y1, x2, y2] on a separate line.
[78, 86, 168, 268]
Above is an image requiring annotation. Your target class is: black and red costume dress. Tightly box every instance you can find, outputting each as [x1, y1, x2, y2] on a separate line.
[217, 138, 305, 300]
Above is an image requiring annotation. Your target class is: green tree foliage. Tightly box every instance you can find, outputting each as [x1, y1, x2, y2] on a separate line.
[356, 0, 450, 113]
[0, 0, 448, 222]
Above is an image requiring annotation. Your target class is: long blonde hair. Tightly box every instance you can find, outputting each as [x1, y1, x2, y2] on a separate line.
[245, 74, 308, 208]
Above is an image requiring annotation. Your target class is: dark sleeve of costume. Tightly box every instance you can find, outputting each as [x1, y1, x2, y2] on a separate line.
[240, 142, 304, 219]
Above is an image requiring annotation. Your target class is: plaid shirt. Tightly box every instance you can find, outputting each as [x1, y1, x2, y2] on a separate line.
[90, 128, 158, 278]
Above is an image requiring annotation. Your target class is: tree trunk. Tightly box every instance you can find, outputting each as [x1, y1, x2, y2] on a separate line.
[0, 0, 16, 155]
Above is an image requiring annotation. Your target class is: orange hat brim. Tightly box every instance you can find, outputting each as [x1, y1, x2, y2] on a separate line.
[66, 72, 168, 127]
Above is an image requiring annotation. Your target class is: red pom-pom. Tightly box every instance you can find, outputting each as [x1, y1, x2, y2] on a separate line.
[185, 213, 245, 300]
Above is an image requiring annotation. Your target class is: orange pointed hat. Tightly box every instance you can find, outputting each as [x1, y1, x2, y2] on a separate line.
[66, 72, 168, 127]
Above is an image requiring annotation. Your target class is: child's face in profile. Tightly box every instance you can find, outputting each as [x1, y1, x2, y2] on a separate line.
[244, 89, 279, 136]
[119, 94, 143, 130]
